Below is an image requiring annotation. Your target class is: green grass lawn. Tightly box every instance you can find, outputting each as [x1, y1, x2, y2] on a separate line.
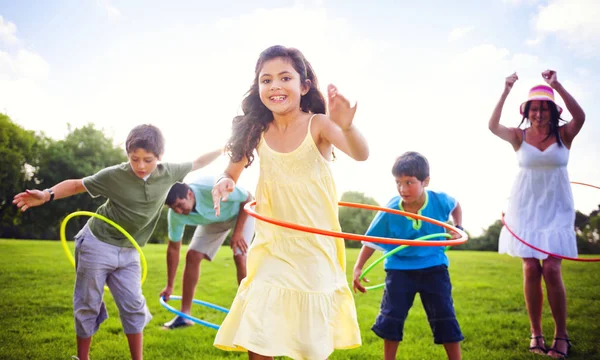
[1, 239, 599, 360]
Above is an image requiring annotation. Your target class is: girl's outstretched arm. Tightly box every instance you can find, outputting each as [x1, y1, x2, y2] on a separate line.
[489, 73, 521, 150]
[543, 70, 586, 147]
[319, 84, 369, 161]
[212, 158, 247, 217]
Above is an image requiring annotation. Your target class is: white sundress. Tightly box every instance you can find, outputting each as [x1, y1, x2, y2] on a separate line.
[498, 131, 578, 259]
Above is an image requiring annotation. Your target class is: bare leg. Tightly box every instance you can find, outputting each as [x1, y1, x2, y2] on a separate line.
[443, 342, 462, 360]
[248, 351, 273, 360]
[126, 332, 143, 360]
[522, 258, 545, 353]
[383, 340, 400, 360]
[233, 254, 247, 285]
[76, 336, 92, 360]
[180, 250, 206, 314]
[542, 257, 569, 358]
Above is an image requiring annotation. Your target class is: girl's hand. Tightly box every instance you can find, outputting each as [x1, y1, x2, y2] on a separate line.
[542, 69, 559, 88]
[13, 189, 47, 212]
[505, 72, 518, 92]
[211, 178, 235, 217]
[327, 84, 357, 130]
[352, 267, 369, 293]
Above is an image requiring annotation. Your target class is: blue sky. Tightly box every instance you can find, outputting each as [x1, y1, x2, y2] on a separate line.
[1, 0, 599, 235]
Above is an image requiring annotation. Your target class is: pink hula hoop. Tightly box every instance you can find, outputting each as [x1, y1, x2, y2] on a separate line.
[501, 182, 600, 262]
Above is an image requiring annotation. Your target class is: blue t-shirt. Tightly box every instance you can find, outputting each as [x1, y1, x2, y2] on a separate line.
[167, 177, 249, 241]
[364, 190, 457, 270]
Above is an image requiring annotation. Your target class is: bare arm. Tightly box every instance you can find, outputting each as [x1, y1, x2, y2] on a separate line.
[352, 245, 376, 293]
[451, 202, 463, 228]
[191, 148, 223, 171]
[319, 120, 370, 161]
[320, 84, 369, 161]
[212, 159, 248, 217]
[542, 70, 586, 147]
[159, 240, 181, 301]
[449, 202, 464, 239]
[13, 179, 86, 212]
[488, 73, 520, 150]
[229, 192, 254, 255]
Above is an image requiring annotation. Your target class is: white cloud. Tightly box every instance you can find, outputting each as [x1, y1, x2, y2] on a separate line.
[502, 0, 541, 5]
[533, 0, 600, 55]
[106, 5, 122, 19]
[96, 0, 122, 19]
[0, 16, 52, 137]
[525, 35, 543, 46]
[0, 15, 18, 45]
[0, 49, 49, 81]
[448, 26, 474, 42]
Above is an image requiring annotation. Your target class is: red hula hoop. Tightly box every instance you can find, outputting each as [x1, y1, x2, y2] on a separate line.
[243, 201, 468, 247]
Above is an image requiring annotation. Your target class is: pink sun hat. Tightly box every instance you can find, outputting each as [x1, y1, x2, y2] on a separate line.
[520, 84, 563, 115]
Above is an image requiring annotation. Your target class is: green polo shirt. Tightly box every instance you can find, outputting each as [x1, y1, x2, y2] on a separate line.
[82, 161, 192, 247]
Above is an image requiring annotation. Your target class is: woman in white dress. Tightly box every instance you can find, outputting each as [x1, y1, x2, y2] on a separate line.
[488, 70, 585, 359]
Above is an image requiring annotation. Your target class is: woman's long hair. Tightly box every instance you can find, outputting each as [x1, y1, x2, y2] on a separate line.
[226, 45, 326, 167]
[519, 100, 566, 146]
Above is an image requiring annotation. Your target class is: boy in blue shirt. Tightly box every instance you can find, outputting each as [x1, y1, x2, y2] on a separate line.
[353, 151, 464, 360]
[160, 176, 254, 329]
[13, 124, 222, 360]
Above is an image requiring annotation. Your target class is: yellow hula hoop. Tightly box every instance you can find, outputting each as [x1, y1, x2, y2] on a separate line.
[60, 211, 148, 287]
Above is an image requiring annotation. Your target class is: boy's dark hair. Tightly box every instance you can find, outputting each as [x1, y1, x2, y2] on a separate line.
[518, 100, 566, 147]
[125, 124, 165, 157]
[165, 182, 190, 206]
[392, 151, 429, 181]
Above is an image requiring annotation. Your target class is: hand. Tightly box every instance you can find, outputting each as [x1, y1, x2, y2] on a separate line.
[352, 267, 369, 293]
[230, 233, 248, 255]
[504, 72, 518, 92]
[212, 177, 235, 217]
[542, 69, 559, 88]
[449, 229, 461, 240]
[13, 189, 48, 212]
[327, 84, 357, 131]
[160, 285, 173, 301]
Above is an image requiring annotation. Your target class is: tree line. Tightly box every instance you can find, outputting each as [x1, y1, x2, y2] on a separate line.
[1, 114, 599, 254]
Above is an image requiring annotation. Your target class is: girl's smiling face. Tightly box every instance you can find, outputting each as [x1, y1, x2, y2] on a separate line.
[258, 57, 309, 115]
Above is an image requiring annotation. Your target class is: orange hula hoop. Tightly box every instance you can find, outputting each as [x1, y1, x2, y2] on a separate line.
[243, 201, 468, 247]
[501, 181, 600, 262]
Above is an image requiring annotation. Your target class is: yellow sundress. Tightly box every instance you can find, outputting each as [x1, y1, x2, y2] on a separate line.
[214, 115, 361, 359]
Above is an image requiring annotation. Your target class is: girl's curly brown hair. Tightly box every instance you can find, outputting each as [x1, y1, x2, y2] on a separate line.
[226, 45, 326, 167]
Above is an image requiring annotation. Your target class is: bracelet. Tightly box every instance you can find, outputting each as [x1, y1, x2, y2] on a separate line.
[455, 225, 464, 231]
[44, 188, 55, 202]
[215, 174, 231, 185]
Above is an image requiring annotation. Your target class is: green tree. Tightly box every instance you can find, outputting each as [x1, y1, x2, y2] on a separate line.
[0, 114, 40, 238]
[339, 191, 379, 248]
[21, 124, 127, 240]
[455, 220, 501, 251]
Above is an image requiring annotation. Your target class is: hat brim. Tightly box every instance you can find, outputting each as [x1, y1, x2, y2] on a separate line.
[519, 100, 563, 115]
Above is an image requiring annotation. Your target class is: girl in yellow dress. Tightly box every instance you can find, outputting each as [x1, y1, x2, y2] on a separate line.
[211, 45, 369, 360]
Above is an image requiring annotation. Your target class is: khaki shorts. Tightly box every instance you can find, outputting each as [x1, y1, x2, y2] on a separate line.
[188, 216, 255, 260]
[73, 224, 152, 337]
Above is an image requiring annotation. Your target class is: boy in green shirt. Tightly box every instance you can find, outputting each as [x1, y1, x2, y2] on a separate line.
[13, 124, 222, 360]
